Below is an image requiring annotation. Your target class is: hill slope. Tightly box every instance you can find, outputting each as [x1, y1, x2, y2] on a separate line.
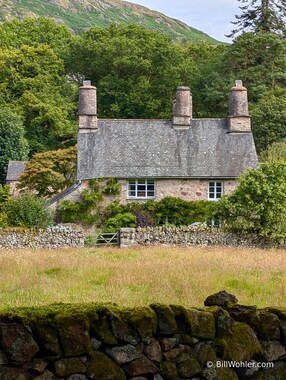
[0, 0, 219, 43]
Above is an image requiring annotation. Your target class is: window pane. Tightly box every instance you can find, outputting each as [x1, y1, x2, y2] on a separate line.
[129, 190, 136, 197]
[138, 180, 145, 185]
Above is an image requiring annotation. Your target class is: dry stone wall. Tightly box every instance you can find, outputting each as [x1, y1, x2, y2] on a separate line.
[119, 227, 274, 248]
[0, 292, 285, 379]
[0, 226, 84, 249]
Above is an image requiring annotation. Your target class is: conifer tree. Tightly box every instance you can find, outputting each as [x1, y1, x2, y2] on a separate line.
[227, 0, 286, 38]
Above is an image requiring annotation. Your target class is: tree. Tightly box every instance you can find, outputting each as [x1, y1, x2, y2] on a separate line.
[217, 161, 286, 241]
[18, 146, 77, 197]
[67, 24, 197, 119]
[0, 17, 73, 58]
[194, 32, 286, 149]
[228, 0, 286, 38]
[3, 193, 54, 227]
[0, 45, 77, 153]
[251, 87, 286, 152]
[0, 107, 29, 182]
[260, 139, 286, 162]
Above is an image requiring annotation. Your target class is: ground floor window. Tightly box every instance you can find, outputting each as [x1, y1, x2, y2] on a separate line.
[208, 181, 223, 200]
[128, 179, 155, 198]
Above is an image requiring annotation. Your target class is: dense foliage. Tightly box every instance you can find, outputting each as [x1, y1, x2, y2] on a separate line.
[18, 146, 77, 197]
[217, 161, 286, 240]
[1, 192, 54, 227]
[0, 17, 283, 159]
[228, 0, 286, 38]
[60, 190, 218, 229]
[67, 24, 197, 119]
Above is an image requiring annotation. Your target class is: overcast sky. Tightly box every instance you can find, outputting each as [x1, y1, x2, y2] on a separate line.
[126, 0, 241, 42]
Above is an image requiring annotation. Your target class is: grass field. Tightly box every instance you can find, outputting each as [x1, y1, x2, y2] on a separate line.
[0, 246, 285, 310]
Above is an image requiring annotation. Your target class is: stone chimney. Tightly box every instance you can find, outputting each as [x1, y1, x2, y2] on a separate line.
[228, 80, 251, 132]
[78, 80, 97, 131]
[172, 86, 192, 129]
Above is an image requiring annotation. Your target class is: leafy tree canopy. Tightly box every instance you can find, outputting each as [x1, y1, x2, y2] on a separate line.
[217, 161, 286, 241]
[0, 17, 73, 58]
[0, 107, 29, 182]
[260, 139, 286, 162]
[18, 146, 77, 198]
[67, 24, 198, 119]
[228, 0, 286, 38]
[251, 87, 286, 152]
[0, 45, 77, 153]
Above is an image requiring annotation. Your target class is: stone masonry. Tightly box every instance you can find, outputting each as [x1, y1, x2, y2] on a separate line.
[0, 291, 285, 379]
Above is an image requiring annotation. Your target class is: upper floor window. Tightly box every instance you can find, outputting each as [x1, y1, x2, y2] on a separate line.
[208, 181, 223, 200]
[128, 179, 155, 199]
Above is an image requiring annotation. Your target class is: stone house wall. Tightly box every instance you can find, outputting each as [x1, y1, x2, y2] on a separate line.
[0, 295, 285, 379]
[118, 178, 238, 204]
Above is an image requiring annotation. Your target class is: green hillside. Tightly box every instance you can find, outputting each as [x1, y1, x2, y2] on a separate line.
[0, 0, 219, 43]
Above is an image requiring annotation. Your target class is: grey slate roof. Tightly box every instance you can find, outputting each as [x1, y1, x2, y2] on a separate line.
[77, 119, 258, 180]
[6, 161, 27, 182]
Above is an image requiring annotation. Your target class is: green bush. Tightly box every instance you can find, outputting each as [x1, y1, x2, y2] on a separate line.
[3, 193, 54, 227]
[217, 161, 286, 240]
[104, 213, 136, 232]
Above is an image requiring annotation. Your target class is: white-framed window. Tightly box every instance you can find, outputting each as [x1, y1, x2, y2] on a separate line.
[208, 181, 223, 200]
[128, 179, 155, 199]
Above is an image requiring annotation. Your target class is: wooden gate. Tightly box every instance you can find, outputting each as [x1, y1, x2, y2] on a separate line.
[86, 231, 119, 247]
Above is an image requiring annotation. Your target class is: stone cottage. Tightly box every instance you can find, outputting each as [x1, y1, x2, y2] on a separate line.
[5, 160, 27, 195]
[75, 80, 258, 204]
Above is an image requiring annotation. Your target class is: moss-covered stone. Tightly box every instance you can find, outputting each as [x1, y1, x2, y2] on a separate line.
[163, 345, 185, 362]
[90, 309, 118, 345]
[150, 304, 177, 335]
[202, 366, 239, 380]
[121, 307, 157, 340]
[228, 304, 259, 327]
[177, 355, 201, 377]
[220, 321, 261, 362]
[55, 317, 91, 357]
[209, 307, 235, 337]
[110, 312, 140, 345]
[255, 311, 281, 340]
[188, 309, 216, 339]
[171, 306, 215, 339]
[54, 357, 87, 377]
[0, 323, 39, 365]
[159, 361, 179, 380]
[87, 351, 126, 380]
[33, 369, 55, 380]
[157, 337, 179, 351]
[34, 324, 62, 356]
[253, 362, 286, 380]
[260, 340, 286, 361]
[192, 342, 217, 367]
[0, 367, 31, 380]
[122, 356, 159, 376]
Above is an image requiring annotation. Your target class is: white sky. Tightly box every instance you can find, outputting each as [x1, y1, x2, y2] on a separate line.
[125, 0, 241, 42]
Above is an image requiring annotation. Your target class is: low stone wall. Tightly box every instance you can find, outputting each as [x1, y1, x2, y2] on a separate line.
[0, 292, 285, 379]
[119, 226, 272, 248]
[0, 226, 84, 249]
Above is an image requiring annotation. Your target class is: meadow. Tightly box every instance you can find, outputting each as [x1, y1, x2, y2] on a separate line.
[0, 246, 285, 310]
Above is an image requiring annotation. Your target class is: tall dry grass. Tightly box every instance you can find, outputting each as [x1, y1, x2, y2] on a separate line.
[0, 246, 285, 309]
